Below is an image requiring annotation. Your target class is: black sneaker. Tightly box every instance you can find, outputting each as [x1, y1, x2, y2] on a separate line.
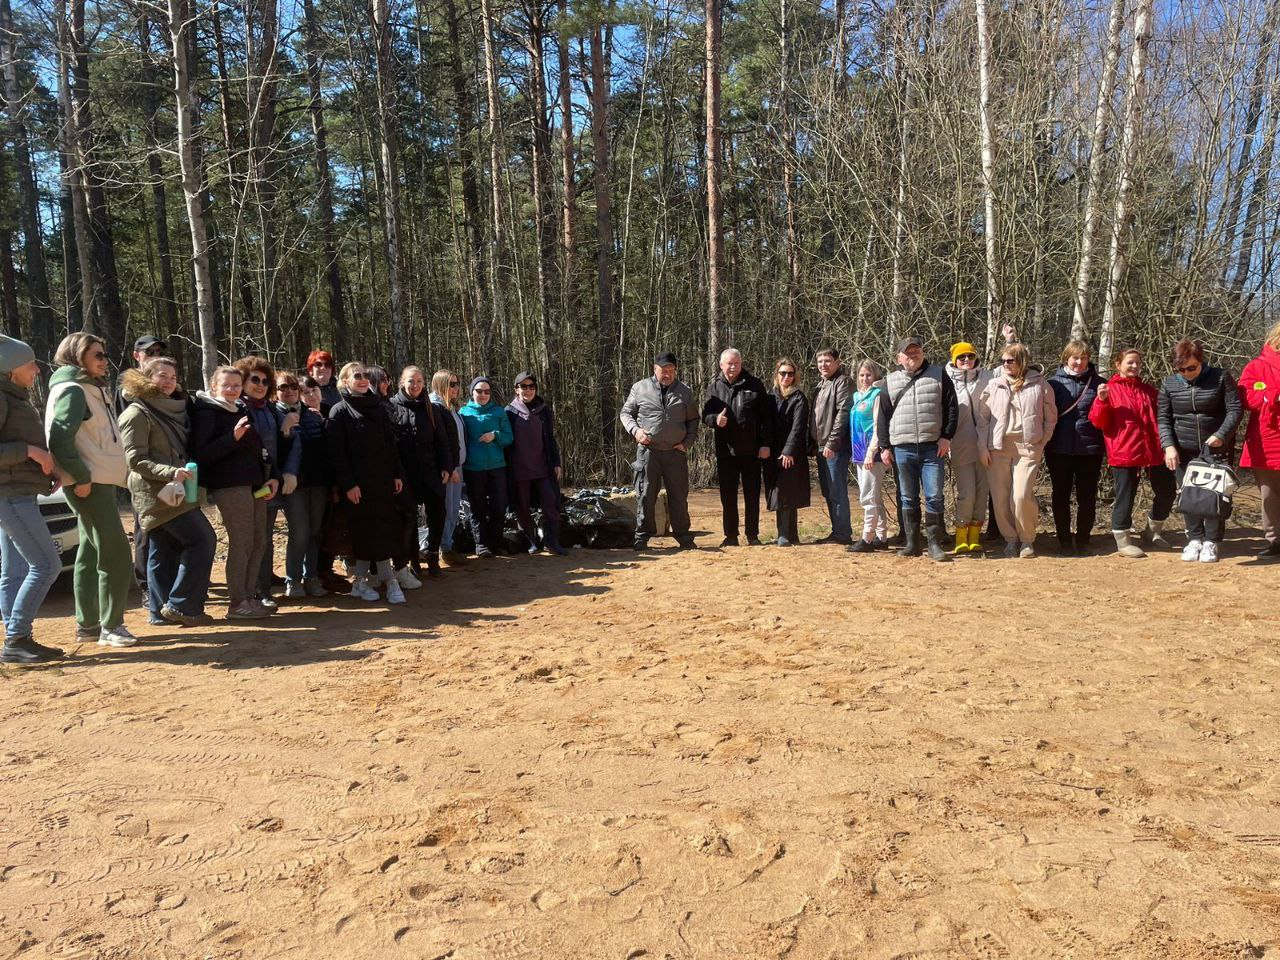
[746, 537, 761, 546]
[848, 539, 877, 553]
[719, 537, 739, 548]
[2, 636, 57, 664]
[872, 538, 891, 551]
[676, 539, 697, 550]
[1258, 541, 1280, 559]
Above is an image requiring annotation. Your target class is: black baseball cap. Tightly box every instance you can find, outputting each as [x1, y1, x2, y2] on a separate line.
[895, 336, 923, 354]
[654, 352, 678, 367]
[134, 335, 167, 353]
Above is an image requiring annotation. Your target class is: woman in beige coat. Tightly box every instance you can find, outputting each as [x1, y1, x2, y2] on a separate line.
[979, 343, 1058, 559]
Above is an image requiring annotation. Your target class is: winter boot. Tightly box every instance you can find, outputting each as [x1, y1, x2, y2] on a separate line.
[897, 511, 923, 558]
[1142, 517, 1170, 549]
[1112, 529, 1147, 559]
[924, 512, 951, 562]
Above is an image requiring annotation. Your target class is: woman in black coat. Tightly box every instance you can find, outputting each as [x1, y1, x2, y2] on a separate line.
[505, 371, 567, 555]
[1157, 338, 1243, 563]
[327, 361, 408, 604]
[764, 357, 811, 546]
[391, 365, 452, 577]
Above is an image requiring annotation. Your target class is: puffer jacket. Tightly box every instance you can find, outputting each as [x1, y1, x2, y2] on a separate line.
[1240, 345, 1280, 469]
[619, 377, 698, 452]
[1158, 366, 1241, 454]
[1088, 374, 1162, 468]
[0, 376, 57, 497]
[978, 366, 1058, 452]
[117, 368, 199, 532]
[946, 363, 992, 465]
[459, 399, 514, 471]
[702, 370, 776, 459]
[809, 370, 854, 455]
[1048, 364, 1105, 456]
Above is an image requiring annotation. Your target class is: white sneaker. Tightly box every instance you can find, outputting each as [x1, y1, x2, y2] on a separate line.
[395, 567, 422, 590]
[99, 626, 138, 647]
[1181, 540, 1203, 562]
[349, 577, 379, 601]
[284, 579, 306, 599]
[1199, 541, 1219, 563]
[385, 579, 407, 605]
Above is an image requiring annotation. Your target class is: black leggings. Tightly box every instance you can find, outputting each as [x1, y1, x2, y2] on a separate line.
[464, 467, 509, 551]
[1110, 464, 1176, 532]
[1046, 452, 1103, 544]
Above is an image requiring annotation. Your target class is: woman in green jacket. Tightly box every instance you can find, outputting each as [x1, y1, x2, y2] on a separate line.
[458, 376, 513, 556]
[0, 335, 64, 663]
[45, 332, 136, 648]
[119, 359, 216, 627]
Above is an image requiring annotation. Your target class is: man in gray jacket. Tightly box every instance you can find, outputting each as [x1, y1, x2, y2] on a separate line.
[810, 348, 855, 544]
[620, 353, 699, 549]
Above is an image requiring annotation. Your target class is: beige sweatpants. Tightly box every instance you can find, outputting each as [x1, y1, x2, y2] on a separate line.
[988, 441, 1042, 544]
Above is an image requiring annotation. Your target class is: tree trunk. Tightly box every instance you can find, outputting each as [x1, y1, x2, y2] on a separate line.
[370, 0, 407, 370]
[1229, 0, 1280, 293]
[210, 0, 253, 342]
[974, 0, 1001, 354]
[68, 0, 126, 362]
[590, 22, 616, 473]
[55, 0, 96, 333]
[1, 219, 19, 339]
[780, 0, 799, 330]
[1070, 0, 1125, 342]
[480, 0, 506, 370]
[705, 0, 723, 358]
[558, 20, 577, 334]
[168, 0, 219, 381]
[246, 0, 282, 355]
[0, 0, 54, 369]
[889, 10, 914, 347]
[301, 0, 347, 357]
[521, 0, 559, 383]
[1232, 44, 1280, 298]
[139, 15, 180, 341]
[1098, 0, 1154, 365]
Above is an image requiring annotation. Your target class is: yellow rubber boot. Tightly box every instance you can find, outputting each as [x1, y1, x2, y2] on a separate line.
[954, 526, 969, 554]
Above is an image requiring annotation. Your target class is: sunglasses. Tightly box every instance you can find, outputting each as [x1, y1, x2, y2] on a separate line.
[474, 388, 491, 394]
[956, 353, 977, 363]
[518, 382, 536, 390]
[312, 361, 333, 369]
[778, 370, 796, 377]
[1001, 358, 1017, 365]
[247, 374, 269, 385]
[350, 372, 370, 380]
[143, 346, 166, 357]
[448, 380, 460, 387]
[278, 383, 299, 391]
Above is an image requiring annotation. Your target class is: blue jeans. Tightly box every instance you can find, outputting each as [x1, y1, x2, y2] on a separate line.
[148, 509, 217, 616]
[437, 479, 463, 551]
[0, 495, 62, 638]
[895, 442, 945, 515]
[815, 450, 852, 539]
[282, 486, 327, 583]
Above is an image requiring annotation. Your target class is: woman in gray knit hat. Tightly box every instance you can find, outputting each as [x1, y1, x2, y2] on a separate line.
[0, 336, 65, 663]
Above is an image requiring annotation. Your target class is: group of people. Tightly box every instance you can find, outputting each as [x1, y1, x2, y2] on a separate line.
[622, 323, 1280, 567]
[0, 335, 565, 664]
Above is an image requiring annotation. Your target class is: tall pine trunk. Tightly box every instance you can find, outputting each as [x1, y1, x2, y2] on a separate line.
[139, 15, 180, 342]
[370, 0, 407, 370]
[590, 22, 616, 474]
[705, 0, 723, 358]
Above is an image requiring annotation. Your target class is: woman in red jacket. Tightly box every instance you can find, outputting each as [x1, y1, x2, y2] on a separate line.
[1088, 347, 1175, 558]
[1239, 321, 1280, 559]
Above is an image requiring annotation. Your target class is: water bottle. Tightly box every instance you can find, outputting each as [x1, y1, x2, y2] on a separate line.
[183, 462, 199, 502]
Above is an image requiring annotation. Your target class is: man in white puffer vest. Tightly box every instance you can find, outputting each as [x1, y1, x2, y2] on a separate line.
[876, 336, 959, 562]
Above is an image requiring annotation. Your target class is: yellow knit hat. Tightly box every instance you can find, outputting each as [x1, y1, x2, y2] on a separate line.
[950, 341, 978, 363]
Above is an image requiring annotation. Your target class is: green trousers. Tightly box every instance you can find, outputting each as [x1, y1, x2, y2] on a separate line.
[65, 483, 132, 630]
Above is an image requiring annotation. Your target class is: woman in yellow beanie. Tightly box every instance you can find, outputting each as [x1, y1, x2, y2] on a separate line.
[945, 341, 991, 554]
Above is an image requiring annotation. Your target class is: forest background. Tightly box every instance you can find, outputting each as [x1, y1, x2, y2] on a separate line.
[1, 0, 1277, 483]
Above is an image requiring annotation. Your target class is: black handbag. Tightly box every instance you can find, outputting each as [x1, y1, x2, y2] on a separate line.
[1177, 444, 1238, 520]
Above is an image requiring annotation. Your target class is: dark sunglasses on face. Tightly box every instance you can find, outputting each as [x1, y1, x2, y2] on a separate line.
[448, 380, 460, 387]
[1001, 358, 1017, 365]
[519, 382, 536, 390]
[278, 383, 299, 391]
[143, 346, 165, 357]
[778, 370, 795, 377]
[957, 353, 977, 363]
[248, 374, 269, 385]
[350, 372, 369, 380]
[312, 361, 332, 369]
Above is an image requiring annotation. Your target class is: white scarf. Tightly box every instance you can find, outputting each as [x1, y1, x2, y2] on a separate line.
[510, 395, 532, 421]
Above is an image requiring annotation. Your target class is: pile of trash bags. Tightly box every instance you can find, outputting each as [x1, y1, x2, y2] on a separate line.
[450, 487, 639, 552]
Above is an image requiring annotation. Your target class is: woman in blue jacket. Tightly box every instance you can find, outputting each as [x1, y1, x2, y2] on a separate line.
[1046, 340, 1106, 555]
[459, 376, 513, 556]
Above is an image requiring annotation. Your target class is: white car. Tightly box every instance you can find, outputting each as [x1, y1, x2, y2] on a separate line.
[38, 489, 80, 572]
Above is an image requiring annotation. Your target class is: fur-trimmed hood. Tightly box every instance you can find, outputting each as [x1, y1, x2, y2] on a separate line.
[120, 366, 188, 403]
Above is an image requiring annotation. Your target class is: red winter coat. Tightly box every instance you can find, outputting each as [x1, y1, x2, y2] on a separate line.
[1239, 345, 1280, 470]
[1088, 374, 1162, 468]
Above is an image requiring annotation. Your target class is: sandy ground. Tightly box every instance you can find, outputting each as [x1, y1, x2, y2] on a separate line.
[2, 488, 1280, 959]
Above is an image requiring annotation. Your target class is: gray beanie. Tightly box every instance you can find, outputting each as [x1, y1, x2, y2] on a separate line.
[0, 335, 36, 374]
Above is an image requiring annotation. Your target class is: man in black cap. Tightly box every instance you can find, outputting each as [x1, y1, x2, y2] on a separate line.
[620, 352, 699, 549]
[876, 335, 959, 561]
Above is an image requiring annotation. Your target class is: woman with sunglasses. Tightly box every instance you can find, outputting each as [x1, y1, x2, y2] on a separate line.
[1089, 347, 1175, 558]
[1046, 340, 1106, 555]
[1239, 321, 1280, 559]
[307, 349, 341, 413]
[235, 356, 299, 610]
[765, 358, 810, 546]
[390, 365, 453, 578]
[506, 372, 567, 555]
[328, 362, 407, 603]
[1157, 339, 1241, 563]
[945, 343, 992, 555]
[192, 365, 276, 618]
[978, 343, 1057, 559]
[459, 376, 513, 557]
[429, 370, 468, 565]
[46, 332, 136, 646]
[276, 371, 330, 597]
